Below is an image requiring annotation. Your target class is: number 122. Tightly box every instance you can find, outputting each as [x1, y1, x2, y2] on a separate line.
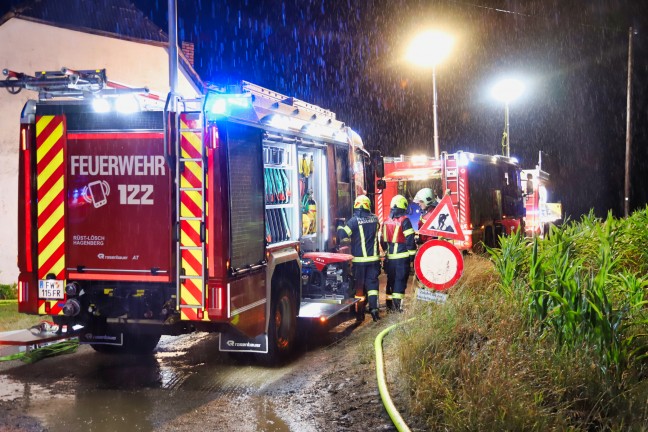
[118, 184, 154, 205]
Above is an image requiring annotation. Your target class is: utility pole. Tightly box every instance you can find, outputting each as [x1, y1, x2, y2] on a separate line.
[168, 0, 179, 109]
[432, 65, 440, 159]
[624, 27, 634, 217]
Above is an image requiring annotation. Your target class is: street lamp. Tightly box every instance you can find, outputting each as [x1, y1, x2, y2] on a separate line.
[406, 31, 454, 159]
[492, 78, 524, 158]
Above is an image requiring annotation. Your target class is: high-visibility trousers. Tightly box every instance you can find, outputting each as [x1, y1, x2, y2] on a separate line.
[353, 262, 380, 310]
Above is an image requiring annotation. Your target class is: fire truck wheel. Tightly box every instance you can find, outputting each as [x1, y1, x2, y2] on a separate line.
[266, 283, 297, 362]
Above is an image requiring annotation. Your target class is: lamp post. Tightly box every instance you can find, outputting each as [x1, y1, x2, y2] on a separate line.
[492, 78, 524, 158]
[407, 31, 454, 159]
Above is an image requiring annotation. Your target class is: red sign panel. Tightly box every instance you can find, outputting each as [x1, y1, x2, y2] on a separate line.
[66, 132, 171, 279]
[414, 240, 464, 290]
[418, 195, 465, 241]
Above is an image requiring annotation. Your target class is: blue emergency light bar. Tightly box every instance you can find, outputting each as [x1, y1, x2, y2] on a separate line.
[203, 91, 252, 121]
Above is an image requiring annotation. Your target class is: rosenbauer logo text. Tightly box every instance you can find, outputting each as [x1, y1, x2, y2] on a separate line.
[97, 253, 128, 260]
[226, 340, 262, 348]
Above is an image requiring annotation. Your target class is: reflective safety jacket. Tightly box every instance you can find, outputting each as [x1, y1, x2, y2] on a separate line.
[381, 212, 416, 260]
[337, 209, 380, 263]
[418, 207, 436, 243]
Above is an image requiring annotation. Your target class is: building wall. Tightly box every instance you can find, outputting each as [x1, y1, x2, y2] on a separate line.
[0, 17, 201, 284]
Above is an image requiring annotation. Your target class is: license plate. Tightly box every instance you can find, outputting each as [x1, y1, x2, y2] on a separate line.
[38, 279, 65, 299]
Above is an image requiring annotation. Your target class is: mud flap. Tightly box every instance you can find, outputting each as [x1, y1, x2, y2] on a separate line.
[219, 330, 268, 354]
[79, 330, 123, 346]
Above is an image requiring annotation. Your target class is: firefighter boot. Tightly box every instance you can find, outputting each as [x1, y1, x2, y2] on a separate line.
[393, 299, 402, 313]
[385, 298, 394, 312]
[370, 308, 381, 322]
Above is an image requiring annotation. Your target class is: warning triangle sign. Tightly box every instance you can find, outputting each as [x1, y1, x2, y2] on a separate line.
[419, 195, 465, 241]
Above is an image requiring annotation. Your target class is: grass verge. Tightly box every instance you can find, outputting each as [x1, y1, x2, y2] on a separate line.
[0, 300, 44, 332]
[393, 208, 648, 431]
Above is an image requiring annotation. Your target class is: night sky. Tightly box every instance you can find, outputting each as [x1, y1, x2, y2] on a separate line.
[4, 0, 648, 219]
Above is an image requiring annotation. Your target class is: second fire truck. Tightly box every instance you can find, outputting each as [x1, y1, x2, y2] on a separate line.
[377, 152, 529, 251]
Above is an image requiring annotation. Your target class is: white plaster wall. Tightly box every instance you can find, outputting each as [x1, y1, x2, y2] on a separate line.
[0, 18, 201, 284]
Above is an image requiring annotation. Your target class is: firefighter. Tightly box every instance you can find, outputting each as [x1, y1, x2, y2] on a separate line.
[337, 195, 382, 322]
[413, 187, 438, 244]
[380, 195, 417, 312]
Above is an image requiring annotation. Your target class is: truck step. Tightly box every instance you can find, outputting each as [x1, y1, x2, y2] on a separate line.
[298, 298, 360, 321]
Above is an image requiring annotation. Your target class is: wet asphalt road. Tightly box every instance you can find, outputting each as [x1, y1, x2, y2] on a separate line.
[0, 275, 411, 432]
[0, 318, 372, 432]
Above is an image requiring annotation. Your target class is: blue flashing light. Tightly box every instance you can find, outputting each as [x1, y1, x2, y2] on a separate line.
[204, 91, 252, 121]
[228, 96, 250, 108]
[210, 98, 227, 115]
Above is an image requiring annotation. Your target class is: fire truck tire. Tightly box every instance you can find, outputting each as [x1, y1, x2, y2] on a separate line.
[266, 283, 297, 363]
[484, 226, 495, 249]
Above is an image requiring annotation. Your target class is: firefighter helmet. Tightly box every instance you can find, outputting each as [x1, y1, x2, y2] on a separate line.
[413, 188, 436, 207]
[390, 195, 408, 210]
[354, 195, 371, 211]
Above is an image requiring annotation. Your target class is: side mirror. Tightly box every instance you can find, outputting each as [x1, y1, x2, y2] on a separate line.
[526, 173, 534, 195]
[376, 179, 386, 190]
[370, 150, 384, 179]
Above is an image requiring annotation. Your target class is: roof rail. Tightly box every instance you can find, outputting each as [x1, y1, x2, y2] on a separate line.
[241, 81, 336, 121]
[0, 67, 149, 100]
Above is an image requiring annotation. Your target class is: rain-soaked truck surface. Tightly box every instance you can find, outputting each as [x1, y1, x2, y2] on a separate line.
[7, 68, 382, 361]
[376, 152, 527, 251]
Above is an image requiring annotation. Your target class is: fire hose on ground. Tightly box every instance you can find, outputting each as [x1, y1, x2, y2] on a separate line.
[375, 317, 415, 432]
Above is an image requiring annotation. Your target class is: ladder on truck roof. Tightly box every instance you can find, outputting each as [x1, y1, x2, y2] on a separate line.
[442, 153, 463, 228]
[171, 96, 208, 320]
[0, 67, 149, 99]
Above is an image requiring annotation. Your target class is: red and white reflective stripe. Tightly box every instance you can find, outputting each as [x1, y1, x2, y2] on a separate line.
[35, 115, 66, 280]
[458, 169, 467, 226]
[178, 115, 207, 320]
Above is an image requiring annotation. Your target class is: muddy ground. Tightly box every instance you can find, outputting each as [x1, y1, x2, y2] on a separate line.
[0, 297, 418, 432]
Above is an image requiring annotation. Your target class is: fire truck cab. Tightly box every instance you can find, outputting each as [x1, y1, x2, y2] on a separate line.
[9, 68, 376, 361]
[377, 152, 526, 251]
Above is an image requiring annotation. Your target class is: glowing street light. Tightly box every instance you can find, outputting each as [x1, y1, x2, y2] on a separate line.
[406, 31, 454, 159]
[492, 78, 524, 158]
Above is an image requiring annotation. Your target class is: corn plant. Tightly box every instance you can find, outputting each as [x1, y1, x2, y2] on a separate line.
[491, 208, 648, 375]
[603, 272, 648, 371]
[484, 230, 528, 299]
[615, 206, 648, 274]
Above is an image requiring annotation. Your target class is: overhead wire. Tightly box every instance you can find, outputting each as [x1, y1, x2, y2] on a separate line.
[442, 0, 629, 33]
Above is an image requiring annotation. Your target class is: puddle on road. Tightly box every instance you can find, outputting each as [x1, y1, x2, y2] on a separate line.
[25, 390, 161, 432]
[253, 397, 292, 432]
[0, 334, 304, 431]
[0, 376, 67, 402]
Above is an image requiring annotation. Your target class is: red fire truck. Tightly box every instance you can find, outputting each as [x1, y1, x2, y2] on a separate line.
[5, 68, 381, 361]
[377, 152, 527, 251]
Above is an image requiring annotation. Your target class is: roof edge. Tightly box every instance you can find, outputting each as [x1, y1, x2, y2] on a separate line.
[1, 14, 204, 92]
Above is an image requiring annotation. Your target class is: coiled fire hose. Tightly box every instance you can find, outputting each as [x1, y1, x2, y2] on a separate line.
[375, 318, 414, 432]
